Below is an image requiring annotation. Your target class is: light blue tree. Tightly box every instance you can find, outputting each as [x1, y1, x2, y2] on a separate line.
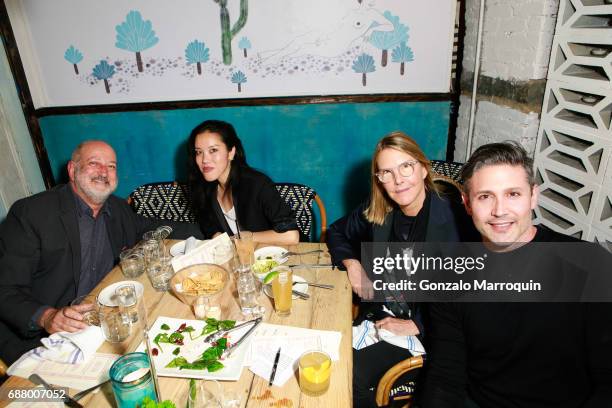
[64, 46, 83, 75]
[231, 70, 247, 92]
[92, 60, 115, 94]
[185, 40, 210, 75]
[352, 53, 376, 86]
[391, 42, 414, 76]
[238, 37, 251, 58]
[368, 11, 409, 67]
[115, 10, 159, 72]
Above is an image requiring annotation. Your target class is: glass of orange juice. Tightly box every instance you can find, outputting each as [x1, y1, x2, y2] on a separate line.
[271, 266, 292, 316]
[299, 350, 332, 396]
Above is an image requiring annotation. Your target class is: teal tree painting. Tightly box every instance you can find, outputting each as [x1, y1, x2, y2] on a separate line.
[185, 40, 210, 75]
[352, 53, 375, 86]
[231, 70, 247, 92]
[115, 11, 159, 73]
[238, 37, 251, 58]
[64, 46, 83, 75]
[213, 0, 248, 65]
[368, 11, 408, 67]
[391, 42, 414, 75]
[92, 60, 115, 94]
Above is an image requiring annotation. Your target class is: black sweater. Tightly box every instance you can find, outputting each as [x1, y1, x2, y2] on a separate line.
[421, 227, 612, 408]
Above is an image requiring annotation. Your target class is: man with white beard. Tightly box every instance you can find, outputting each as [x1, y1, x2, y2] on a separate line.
[0, 140, 200, 365]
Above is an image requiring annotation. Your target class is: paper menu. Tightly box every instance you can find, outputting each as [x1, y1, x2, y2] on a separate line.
[171, 233, 233, 272]
[249, 348, 295, 387]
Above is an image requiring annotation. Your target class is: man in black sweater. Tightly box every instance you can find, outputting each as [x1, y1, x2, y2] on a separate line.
[421, 142, 612, 407]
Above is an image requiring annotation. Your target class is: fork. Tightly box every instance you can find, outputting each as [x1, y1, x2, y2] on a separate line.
[280, 249, 323, 258]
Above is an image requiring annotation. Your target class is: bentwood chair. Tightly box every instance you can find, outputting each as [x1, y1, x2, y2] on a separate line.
[376, 355, 425, 407]
[128, 181, 196, 223]
[275, 183, 327, 242]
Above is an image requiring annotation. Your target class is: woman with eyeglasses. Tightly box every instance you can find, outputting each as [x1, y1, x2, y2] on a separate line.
[187, 120, 300, 244]
[327, 131, 476, 407]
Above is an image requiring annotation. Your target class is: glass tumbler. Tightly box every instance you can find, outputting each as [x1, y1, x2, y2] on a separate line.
[110, 352, 157, 408]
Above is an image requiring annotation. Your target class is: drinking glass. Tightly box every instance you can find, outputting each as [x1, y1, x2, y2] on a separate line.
[187, 380, 222, 408]
[120, 248, 145, 278]
[70, 294, 100, 326]
[236, 266, 264, 318]
[142, 239, 161, 267]
[271, 266, 292, 316]
[232, 232, 255, 266]
[110, 352, 156, 408]
[99, 304, 131, 343]
[146, 255, 174, 291]
[115, 283, 139, 324]
[298, 350, 332, 397]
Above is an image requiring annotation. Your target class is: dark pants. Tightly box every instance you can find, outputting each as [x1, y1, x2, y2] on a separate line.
[353, 340, 415, 408]
[0, 321, 42, 366]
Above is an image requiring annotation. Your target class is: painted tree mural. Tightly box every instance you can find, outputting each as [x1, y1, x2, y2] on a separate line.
[115, 10, 159, 72]
[213, 0, 248, 65]
[231, 70, 247, 92]
[391, 42, 414, 75]
[92, 60, 115, 94]
[352, 53, 375, 86]
[185, 40, 210, 75]
[368, 11, 408, 67]
[238, 37, 251, 58]
[64, 46, 83, 75]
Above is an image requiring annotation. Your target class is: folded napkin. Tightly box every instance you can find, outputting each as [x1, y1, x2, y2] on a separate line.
[352, 320, 426, 356]
[18, 325, 105, 365]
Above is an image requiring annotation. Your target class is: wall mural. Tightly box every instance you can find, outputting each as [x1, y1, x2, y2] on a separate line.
[9, 0, 456, 107]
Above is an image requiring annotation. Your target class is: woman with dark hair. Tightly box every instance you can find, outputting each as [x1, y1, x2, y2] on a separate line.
[187, 120, 299, 244]
[327, 131, 477, 407]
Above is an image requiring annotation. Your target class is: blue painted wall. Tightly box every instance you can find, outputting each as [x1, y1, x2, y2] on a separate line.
[39, 101, 450, 236]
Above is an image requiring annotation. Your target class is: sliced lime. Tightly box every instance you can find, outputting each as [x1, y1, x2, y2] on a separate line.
[263, 271, 279, 284]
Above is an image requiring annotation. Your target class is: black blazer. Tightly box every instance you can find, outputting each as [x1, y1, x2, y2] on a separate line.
[196, 167, 298, 238]
[327, 191, 478, 269]
[0, 184, 201, 364]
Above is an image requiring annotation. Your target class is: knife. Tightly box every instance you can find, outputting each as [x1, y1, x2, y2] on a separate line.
[29, 374, 83, 408]
[292, 290, 310, 300]
[287, 264, 334, 269]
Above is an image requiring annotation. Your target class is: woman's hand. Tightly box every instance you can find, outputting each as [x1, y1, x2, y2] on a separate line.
[375, 317, 420, 336]
[343, 259, 374, 300]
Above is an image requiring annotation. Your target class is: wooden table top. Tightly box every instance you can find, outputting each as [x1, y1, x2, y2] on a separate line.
[0, 242, 353, 408]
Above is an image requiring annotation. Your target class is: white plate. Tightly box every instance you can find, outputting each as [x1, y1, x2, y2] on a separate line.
[98, 281, 144, 307]
[138, 316, 255, 381]
[170, 238, 207, 257]
[254, 246, 287, 263]
[263, 274, 308, 300]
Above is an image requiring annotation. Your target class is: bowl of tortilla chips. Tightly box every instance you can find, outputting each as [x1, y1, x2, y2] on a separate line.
[170, 263, 229, 306]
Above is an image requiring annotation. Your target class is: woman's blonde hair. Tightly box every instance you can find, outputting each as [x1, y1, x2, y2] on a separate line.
[364, 131, 435, 225]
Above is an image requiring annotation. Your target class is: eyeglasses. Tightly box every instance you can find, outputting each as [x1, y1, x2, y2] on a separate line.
[374, 160, 418, 183]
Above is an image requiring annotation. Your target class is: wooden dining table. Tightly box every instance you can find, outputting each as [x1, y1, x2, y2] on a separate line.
[0, 241, 353, 408]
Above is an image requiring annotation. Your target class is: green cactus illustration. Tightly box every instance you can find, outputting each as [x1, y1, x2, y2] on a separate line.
[213, 0, 248, 65]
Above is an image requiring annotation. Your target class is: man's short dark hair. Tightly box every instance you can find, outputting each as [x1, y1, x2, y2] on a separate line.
[461, 141, 535, 194]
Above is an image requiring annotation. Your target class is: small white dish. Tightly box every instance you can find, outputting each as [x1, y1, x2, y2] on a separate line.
[254, 246, 288, 263]
[98, 281, 144, 307]
[263, 274, 308, 299]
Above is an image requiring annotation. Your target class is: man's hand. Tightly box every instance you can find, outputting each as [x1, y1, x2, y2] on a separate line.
[375, 317, 420, 336]
[38, 305, 91, 333]
[343, 259, 374, 300]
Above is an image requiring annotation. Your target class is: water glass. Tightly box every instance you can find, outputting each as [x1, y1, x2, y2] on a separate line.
[146, 255, 174, 291]
[70, 294, 100, 326]
[115, 283, 139, 324]
[120, 249, 145, 278]
[142, 239, 161, 267]
[236, 267, 264, 317]
[110, 352, 157, 408]
[99, 304, 131, 343]
[271, 266, 292, 316]
[187, 380, 222, 408]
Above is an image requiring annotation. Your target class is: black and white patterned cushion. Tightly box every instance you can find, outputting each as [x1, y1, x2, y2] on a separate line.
[430, 159, 464, 182]
[275, 183, 317, 240]
[129, 182, 196, 223]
